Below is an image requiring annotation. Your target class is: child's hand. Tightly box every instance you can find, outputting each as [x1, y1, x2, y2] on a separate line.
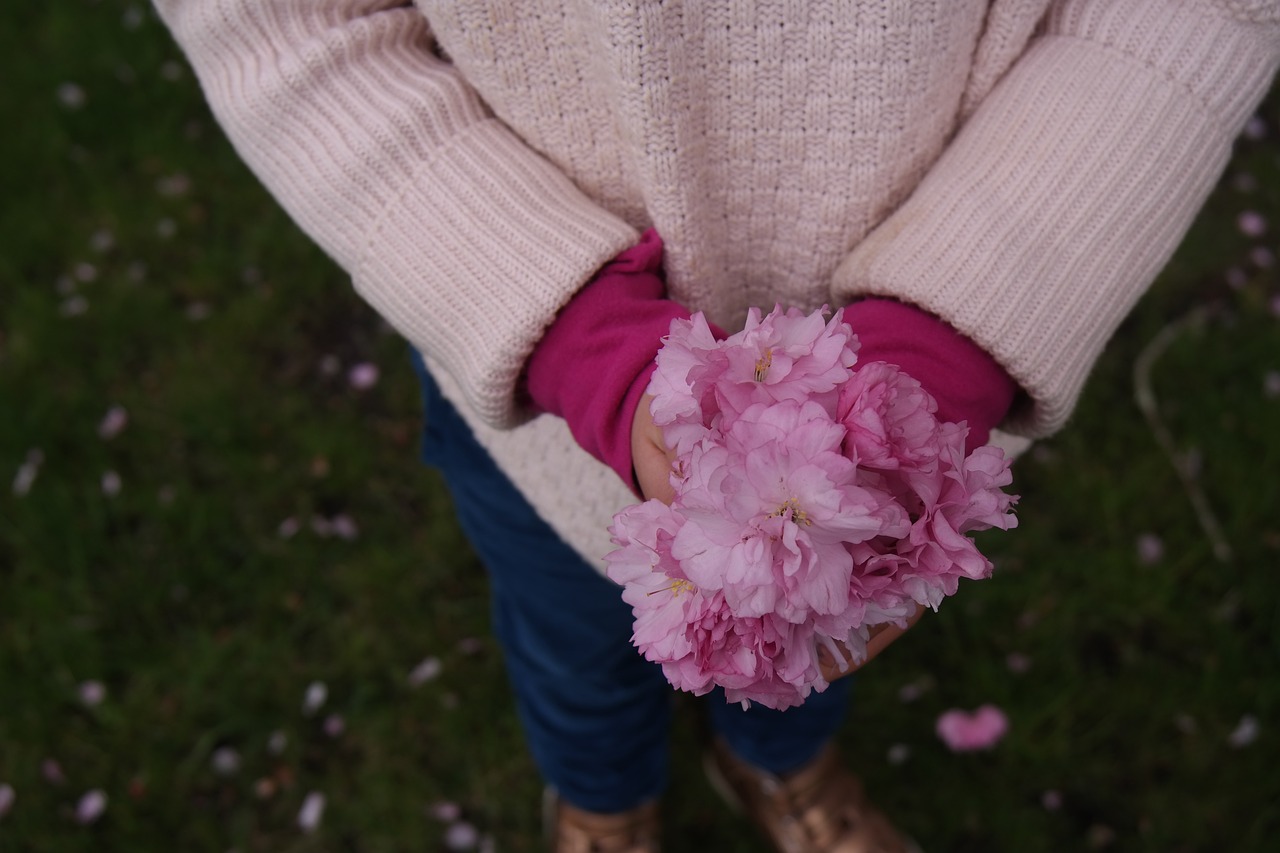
[631, 393, 677, 504]
[817, 604, 924, 681]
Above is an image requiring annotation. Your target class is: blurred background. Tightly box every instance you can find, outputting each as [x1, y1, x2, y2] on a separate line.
[2, 3, 1278, 851]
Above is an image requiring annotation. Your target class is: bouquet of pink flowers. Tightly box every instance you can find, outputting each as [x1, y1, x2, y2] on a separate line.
[606, 306, 1018, 710]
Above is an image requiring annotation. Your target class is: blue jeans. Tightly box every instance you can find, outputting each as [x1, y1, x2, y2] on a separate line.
[412, 352, 851, 813]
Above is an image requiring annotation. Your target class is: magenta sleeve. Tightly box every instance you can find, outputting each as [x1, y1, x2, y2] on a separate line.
[524, 230, 690, 492]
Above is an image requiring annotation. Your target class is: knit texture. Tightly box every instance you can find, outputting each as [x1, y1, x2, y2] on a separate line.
[154, 0, 1280, 568]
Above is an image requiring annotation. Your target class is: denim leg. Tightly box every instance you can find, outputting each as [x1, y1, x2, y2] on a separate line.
[411, 352, 671, 813]
[706, 674, 853, 775]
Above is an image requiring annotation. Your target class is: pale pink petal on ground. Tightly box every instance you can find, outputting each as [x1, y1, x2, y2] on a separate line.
[428, 800, 462, 822]
[156, 173, 191, 197]
[347, 362, 380, 390]
[444, 821, 480, 850]
[57, 82, 86, 108]
[75, 789, 107, 824]
[1242, 114, 1267, 140]
[1237, 211, 1267, 238]
[12, 449, 43, 497]
[1227, 714, 1259, 748]
[329, 514, 359, 541]
[1136, 533, 1164, 565]
[97, 405, 128, 439]
[0, 784, 14, 819]
[1041, 790, 1063, 812]
[297, 792, 325, 832]
[210, 747, 240, 777]
[408, 656, 443, 687]
[60, 295, 89, 316]
[101, 471, 122, 497]
[936, 704, 1009, 752]
[323, 714, 345, 738]
[1264, 371, 1280, 399]
[78, 680, 106, 707]
[1005, 652, 1032, 674]
[42, 759, 66, 784]
[301, 682, 327, 715]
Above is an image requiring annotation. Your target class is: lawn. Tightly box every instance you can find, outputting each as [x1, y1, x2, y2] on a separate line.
[2, 3, 1278, 851]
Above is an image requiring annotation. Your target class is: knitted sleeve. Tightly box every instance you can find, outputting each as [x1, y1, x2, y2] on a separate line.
[152, 0, 639, 428]
[832, 0, 1280, 437]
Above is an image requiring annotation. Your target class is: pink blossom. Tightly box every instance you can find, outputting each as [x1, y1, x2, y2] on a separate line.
[837, 361, 940, 470]
[648, 313, 724, 456]
[610, 305, 1017, 709]
[936, 705, 1009, 751]
[711, 306, 858, 420]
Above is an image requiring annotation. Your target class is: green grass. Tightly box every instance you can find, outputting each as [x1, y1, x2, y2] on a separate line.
[2, 3, 1279, 851]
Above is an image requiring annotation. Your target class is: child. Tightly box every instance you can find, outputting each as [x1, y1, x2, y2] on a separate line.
[153, 2, 1280, 850]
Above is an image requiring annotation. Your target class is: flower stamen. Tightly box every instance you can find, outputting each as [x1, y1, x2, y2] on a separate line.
[754, 348, 773, 382]
[770, 496, 812, 526]
[647, 578, 696, 598]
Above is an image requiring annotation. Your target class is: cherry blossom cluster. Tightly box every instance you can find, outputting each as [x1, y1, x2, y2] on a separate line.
[607, 306, 1018, 710]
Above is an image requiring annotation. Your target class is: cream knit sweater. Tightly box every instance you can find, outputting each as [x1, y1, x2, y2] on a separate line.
[155, 0, 1279, 568]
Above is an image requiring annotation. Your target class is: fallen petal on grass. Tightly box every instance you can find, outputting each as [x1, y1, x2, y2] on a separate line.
[330, 514, 359, 541]
[1227, 714, 1259, 748]
[75, 789, 107, 825]
[57, 82, 86, 109]
[1237, 211, 1267, 237]
[323, 714, 345, 738]
[302, 682, 327, 715]
[1135, 533, 1164, 565]
[12, 449, 44, 496]
[42, 759, 66, 784]
[444, 821, 480, 851]
[1005, 652, 1032, 674]
[347, 362, 379, 390]
[1264, 371, 1280, 398]
[936, 705, 1009, 752]
[297, 791, 325, 833]
[408, 656, 443, 687]
[97, 405, 128, 439]
[211, 747, 240, 777]
[0, 784, 14, 819]
[78, 680, 106, 707]
[428, 800, 462, 822]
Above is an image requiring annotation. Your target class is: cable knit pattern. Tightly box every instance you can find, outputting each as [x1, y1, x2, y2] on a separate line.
[154, 0, 1280, 568]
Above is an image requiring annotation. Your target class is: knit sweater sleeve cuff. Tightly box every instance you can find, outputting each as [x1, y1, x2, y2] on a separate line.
[356, 121, 641, 430]
[831, 3, 1280, 438]
[525, 230, 691, 492]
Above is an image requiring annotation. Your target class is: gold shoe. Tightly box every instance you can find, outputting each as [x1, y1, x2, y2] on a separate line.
[704, 739, 920, 853]
[543, 788, 661, 853]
